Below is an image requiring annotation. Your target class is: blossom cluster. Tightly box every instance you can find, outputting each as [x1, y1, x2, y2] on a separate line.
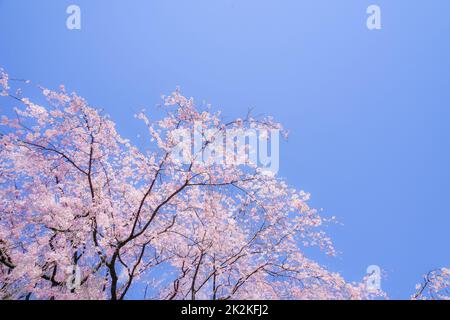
[0, 68, 381, 300]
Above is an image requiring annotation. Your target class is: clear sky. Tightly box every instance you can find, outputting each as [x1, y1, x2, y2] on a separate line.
[1, 0, 449, 299]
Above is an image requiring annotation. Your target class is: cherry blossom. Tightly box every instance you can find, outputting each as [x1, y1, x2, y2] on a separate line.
[413, 268, 450, 300]
[0, 68, 381, 300]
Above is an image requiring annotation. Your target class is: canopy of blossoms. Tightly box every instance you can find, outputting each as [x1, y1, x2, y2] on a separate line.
[1, 68, 442, 300]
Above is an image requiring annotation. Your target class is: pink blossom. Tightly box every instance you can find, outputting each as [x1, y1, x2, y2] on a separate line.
[0, 68, 387, 300]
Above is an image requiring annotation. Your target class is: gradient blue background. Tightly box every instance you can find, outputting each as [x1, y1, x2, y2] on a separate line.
[1, 0, 449, 299]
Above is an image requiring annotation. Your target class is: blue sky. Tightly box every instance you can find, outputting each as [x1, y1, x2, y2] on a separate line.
[1, 0, 449, 299]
